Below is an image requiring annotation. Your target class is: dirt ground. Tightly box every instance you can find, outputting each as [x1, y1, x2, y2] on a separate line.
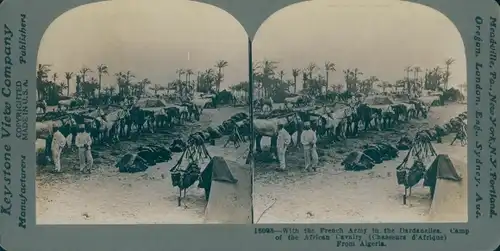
[253, 103, 467, 223]
[36, 106, 249, 224]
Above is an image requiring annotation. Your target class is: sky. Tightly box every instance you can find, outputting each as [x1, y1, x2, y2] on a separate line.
[37, 0, 467, 94]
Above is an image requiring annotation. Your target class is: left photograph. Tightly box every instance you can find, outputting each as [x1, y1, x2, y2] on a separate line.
[35, 1, 252, 224]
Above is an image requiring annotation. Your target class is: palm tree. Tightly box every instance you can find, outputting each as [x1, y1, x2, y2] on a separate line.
[114, 71, 135, 96]
[123, 70, 135, 85]
[185, 69, 194, 85]
[64, 72, 73, 96]
[413, 66, 422, 80]
[443, 57, 455, 90]
[377, 81, 390, 93]
[37, 64, 51, 81]
[403, 65, 413, 93]
[214, 60, 229, 92]
[324, 61, 336, 93]
[259, 60, 278, 97]
[343, 68, 363, 92]
[79, 66, 92, 83]
[292, 68, 301, 94]
[96, 64, 109, 97]
[404, 65, 413, 80]
[305, 62, 318, 79]
[51, 73, 58, 83]
[278, 70, 285, 83]
[176, 68, 185, 81]
[59, 81, 68, 95]
[138, 78, 152, 96]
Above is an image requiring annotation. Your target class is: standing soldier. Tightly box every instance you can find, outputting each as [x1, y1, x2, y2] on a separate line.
[224, 120, 242, 148]
[75, 125, 94, 173]
[301, 122, 319, 172]
[51, 126, 67, 173]
[450, 120, 467, 146]
[276, 122, 291, 171]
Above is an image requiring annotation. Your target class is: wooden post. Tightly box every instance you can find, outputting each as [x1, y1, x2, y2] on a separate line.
[403, 188, 407, 205]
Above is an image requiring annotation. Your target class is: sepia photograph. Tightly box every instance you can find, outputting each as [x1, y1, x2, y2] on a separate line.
[35, 0, 253, 224]
[251, 0, 468, 223]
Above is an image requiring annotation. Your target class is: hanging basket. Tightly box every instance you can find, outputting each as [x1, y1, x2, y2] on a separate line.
[396, 169, 407, 185]
[170, 171, 181, 187]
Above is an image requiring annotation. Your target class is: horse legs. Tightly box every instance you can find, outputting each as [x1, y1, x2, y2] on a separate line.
[270, 136, 278, 160]
[353, 121, 359, 136]
[364, 119, 370, 132]
[255, 134, 263, 153]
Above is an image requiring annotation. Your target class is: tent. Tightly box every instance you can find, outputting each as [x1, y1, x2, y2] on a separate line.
[424, 155, 467, 222]
[135, 98, 168, 108]
[424, 154, 462, 190]
[363, 95, 394, 105]
[201, 156, 252, 224]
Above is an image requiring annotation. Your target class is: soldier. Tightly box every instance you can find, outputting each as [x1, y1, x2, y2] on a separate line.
[75, 125, 94, 173]
[276, 122, 291, 171]
[51, 126, 67, 173]
[301, 122, 319, 172]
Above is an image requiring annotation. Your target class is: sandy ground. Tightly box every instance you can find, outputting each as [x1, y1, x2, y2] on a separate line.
[253, 103, 467, 223]
[36, 106, 249, 224]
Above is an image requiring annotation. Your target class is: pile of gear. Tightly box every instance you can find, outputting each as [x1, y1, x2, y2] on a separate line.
[395, 111, 467, 191]
[167, 112, 249, 206]
[341, 142, 400, 171]
[115, 112, 249, 174]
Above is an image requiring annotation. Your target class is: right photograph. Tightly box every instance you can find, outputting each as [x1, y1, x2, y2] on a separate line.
[251, 0, 468, 224]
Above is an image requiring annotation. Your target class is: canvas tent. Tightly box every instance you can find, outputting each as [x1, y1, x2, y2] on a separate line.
[135, 98, 168, 108]
[363, 95, 394, 105]
[201, 156, 252, 224]
[424, 154, 462, 192]
[424, 154, 467, 222]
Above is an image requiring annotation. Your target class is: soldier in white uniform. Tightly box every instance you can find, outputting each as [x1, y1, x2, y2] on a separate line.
[300, 122, 319, 172]
[51, 126, 67, 172]
[75, 125, 94, 173]
[276, 122, 291, 171]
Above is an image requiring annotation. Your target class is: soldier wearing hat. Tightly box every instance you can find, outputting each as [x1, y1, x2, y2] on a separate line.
[276, 120, 291, 171]
[51, 125, 67, 173]
[300, 121, 318, 172]
[75, 124, 93, 173]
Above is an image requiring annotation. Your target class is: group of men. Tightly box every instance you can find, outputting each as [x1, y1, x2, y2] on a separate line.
[48, 124, 94, 174]
[276, 121, 318, 172]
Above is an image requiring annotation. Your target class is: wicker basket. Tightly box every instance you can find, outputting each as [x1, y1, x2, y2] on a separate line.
[396, 169, 407, 185]
[170, 171, 181, 187]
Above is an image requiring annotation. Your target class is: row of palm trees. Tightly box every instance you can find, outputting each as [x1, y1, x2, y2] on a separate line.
[36, 63, 161, 103]
[171, 60, 229, 96]
[36, 57, 459, 105]
[387, 57, 459, 95]
[226, 57, 459, 102]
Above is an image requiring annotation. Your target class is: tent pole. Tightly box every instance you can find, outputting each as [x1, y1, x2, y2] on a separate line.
[403, 188, 407, 205]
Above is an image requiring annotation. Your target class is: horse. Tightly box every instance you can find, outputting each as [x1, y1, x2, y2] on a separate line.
[356, 103, 381, 132]
[253, 115, 299, 156]
[165, 106, 181, 127]
[284, 95, 310, 108]
[36, 100, 47, 114]
[254, 97, 273, 112]
[59, 98, 89, 110]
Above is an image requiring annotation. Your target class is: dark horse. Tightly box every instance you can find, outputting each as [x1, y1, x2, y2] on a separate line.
[356, 104, 381, 132]
[36, 100, 47, 113]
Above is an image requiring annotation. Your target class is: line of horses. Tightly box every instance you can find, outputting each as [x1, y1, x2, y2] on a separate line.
[35, 97, 213, 159]
[249, 94, 438, 157]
